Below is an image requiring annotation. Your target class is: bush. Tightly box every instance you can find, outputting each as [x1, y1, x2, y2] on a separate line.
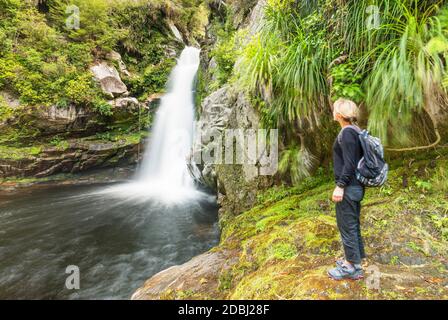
[0, 96, 14, 121]
[93, 99, 113, 116]
[48, 0, 126, 51]
[62, 73, 98, 105]
[210, 31, 241, 88]
[330, 63, 364, 103]
[127, 58, 176, 99]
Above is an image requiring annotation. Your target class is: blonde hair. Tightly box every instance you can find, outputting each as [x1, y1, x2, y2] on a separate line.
[333, 98, 359, 123]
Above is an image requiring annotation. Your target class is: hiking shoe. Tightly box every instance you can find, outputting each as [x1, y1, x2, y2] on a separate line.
[336, 258, 345, 268]
[328, 264, 364, 281]
[336, 259, 363, 271]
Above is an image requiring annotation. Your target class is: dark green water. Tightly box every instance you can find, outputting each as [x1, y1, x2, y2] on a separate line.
[0, 183, 219, 299]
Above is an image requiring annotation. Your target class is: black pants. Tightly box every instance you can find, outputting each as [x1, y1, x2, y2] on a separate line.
[335, 185, 365, 264]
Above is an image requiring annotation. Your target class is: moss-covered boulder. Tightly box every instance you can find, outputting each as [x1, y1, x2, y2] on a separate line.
[132, 156, 448, 300]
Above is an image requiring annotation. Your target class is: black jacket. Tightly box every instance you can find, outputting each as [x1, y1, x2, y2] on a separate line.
[333, 126, 363, 188]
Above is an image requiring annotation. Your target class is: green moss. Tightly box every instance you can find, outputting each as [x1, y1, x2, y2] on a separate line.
[0, 97, 14, 121]
[270, 242, 297, 260]
[0, 145, 42, 159]
[49, 136, 70, 151]
[126, 58, 176, 100]
[207, 158, 448, 300]
[301, 215, 339, 255]
[0, 172, 75, 186]
[93, 130, 147, 145]
[0, 130, 144, 163]
[218, 270, 233, 292]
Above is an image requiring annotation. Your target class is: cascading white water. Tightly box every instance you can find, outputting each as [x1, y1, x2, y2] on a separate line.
[138, 46, 199, 188]
[97, 47, 206, 203]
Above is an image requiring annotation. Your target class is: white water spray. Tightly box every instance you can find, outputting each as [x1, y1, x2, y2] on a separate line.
[138, 46, 199, 187]
[98, 47, 208, 203]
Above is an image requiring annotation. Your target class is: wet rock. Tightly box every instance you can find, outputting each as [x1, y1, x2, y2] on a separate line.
[90, 62, 128, 98]
[188, 0, 274, 215]
[0, 104, 102, 139]
[189, 86, 235, 189]
[0, 90, 20, 108]
[0, 138, 143, 179]
[131, 250, 238, 300]
[108, 97, 140, 110]
[244, 0, 267, 40]
[0, 100, 145, 144]
[106, 51, 131, 77]
[168, 20, 184, 43]
[191, 85, 274, 215]
[208, 57, 218, 83]
[0, 166, 136, 191]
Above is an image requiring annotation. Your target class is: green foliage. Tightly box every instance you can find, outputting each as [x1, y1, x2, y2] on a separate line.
[207, 5, 244, 89]
[430, 214, 448, 241]
[415, 179, 433, 192]
[238, 33, 283, 111]
[48, 0, 126, 51]
[270, 242, 297, 260]
[236, 0, 448, 160]
[363, 1, 448, 145]
[330, 63, 364, 103]
[334, 0, 448, 146]
[50, 136, 70, 150]
[380, 184, 394, 196]
[390, 255, 400, 265]
[95, 132, 113, 141]
[110, 0, 171, 68]
[0, 97, 13, 121]
[237, 0, 337, 128]
[0, 0, 198, 115]
[210, 30, 242, 89]
[111, 0, 206, 77]
[278, 145, 316, 185]
[407, 241, 424, 253]
[0, 3, 102, 108]
[93, 99, 113, 116]
[63, 73, 99, 105]
[127, 59, 176, 100]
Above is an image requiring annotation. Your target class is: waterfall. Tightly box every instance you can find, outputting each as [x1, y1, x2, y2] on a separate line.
[99, 47, 207, 203]
[138, 46, 199, 188]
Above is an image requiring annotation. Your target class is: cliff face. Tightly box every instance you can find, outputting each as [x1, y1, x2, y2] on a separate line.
[192, 85, 274, 216]
[192, 0, 274, 216]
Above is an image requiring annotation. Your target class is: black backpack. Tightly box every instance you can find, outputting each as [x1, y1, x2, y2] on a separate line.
[338, 125, 389, 187]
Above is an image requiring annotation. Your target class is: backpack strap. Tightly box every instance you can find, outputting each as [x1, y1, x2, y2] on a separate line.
[337, 125, 361, 144]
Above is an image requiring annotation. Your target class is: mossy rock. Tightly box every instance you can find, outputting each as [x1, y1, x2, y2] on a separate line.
[133, 156, 448, 300]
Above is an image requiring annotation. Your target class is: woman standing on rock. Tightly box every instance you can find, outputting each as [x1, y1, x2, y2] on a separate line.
[328, 98, 365, 281]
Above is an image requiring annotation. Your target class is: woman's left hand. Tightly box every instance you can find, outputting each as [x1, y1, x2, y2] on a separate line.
[332, 186, 344, 202]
